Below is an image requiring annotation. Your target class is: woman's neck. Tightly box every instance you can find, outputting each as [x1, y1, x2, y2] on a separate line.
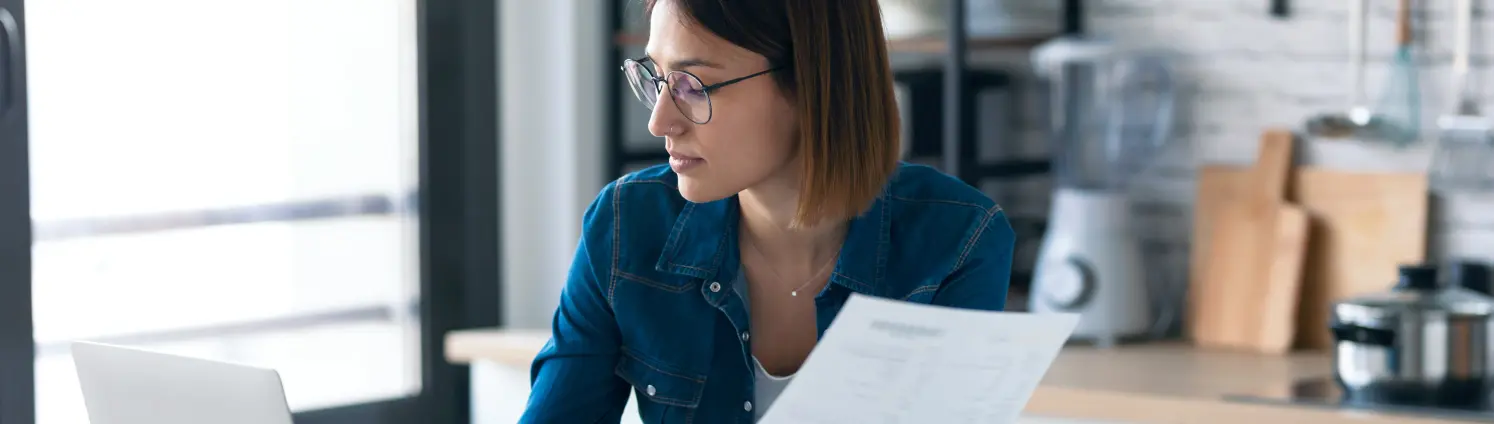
[737, 173, 846, 269]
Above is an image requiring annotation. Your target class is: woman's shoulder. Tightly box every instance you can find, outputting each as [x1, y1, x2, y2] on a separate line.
[880, 162, 1013, 251]
[883, 162, 1000, 215]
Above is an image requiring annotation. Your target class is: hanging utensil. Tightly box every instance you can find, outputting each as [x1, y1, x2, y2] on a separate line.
[1448, 0, 1479, 119]
[1430, 0, 1494, 191]
[1303, 0, 1374, 139]
[1367, 0, 1422, 147]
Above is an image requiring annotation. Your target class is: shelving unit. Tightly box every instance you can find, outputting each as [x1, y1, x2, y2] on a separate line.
[600, 2, 1084, 292]
[602, 3, 1081, 179]
[610, 32, 1052, 54]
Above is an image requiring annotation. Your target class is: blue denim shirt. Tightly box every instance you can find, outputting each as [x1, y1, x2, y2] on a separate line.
[521, 162, 1014, 424]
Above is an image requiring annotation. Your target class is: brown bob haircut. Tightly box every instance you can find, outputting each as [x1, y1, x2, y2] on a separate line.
[643, 0, 901, 228]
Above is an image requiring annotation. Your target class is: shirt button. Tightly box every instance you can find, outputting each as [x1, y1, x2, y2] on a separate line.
[646, 385, 656, 396]
[744, 401, 753, 411]
[709, 282, 722, 292]
[740, 332, 750, 342]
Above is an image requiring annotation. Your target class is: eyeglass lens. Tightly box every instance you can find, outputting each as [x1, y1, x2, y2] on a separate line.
[623, 60, 712, 124]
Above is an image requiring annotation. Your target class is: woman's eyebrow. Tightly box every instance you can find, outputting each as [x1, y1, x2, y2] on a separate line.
[642, 53, 723, 70]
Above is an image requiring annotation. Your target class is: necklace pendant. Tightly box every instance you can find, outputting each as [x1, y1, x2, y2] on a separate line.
[791, 291, 798, 297]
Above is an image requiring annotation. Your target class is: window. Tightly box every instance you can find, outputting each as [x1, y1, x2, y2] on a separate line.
[0, 0, 501, 423]
[26, 1, 421, 421]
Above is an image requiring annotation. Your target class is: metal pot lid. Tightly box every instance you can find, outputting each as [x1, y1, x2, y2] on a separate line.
[1334, 265, 1494, 320]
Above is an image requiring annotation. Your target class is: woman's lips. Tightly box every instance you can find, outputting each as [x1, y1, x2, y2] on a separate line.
[668, 153, 704, 173]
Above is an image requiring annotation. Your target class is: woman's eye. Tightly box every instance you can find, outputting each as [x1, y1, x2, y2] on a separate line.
[675, 86, 706, 99]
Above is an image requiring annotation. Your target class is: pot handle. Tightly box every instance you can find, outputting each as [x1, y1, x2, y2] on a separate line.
[1331, 323, 1396, 347]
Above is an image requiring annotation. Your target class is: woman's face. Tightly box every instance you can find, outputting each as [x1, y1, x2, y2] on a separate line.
[645, 0, 799, 204]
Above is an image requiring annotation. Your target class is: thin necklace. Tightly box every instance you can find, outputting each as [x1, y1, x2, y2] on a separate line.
[744, 237, 840, 297]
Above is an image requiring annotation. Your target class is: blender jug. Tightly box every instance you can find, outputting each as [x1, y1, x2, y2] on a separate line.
[1028, 39, 1177, 346]
[1042, 47, 1175, 191]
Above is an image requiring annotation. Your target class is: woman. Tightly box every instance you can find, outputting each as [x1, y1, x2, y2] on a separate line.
[522, 0, 1014, 422]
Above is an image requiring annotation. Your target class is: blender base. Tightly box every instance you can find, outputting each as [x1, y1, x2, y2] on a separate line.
[1029, 188, 1153, 344]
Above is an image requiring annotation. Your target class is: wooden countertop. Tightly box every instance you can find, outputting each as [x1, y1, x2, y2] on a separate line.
[445, 329, 1473, 424]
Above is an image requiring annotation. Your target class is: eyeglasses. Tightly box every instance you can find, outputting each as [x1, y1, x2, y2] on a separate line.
[621, 57, 780, 125]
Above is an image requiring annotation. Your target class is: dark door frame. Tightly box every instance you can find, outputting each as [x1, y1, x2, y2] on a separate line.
[406, 0, 503, 422]
[0, 0, 33, 423]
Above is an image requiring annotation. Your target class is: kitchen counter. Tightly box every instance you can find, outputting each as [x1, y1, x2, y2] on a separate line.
[445, 329, 1471, 424]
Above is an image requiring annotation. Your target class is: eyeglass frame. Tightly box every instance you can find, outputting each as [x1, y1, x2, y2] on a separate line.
[621, 56, 783, 125]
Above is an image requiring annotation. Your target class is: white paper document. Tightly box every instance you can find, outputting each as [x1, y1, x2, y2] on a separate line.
[758, 293, 1080, 424]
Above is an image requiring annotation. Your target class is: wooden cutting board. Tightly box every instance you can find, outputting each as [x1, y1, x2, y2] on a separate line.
[1187, 166, 1252, 326]
[1189, 167, 1311, 354]
[1291, 169, 1428, 350]
[1190, 129, 1310, 354]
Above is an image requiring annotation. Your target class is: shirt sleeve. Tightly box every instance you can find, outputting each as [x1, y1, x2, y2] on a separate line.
[931, 207, 1014, 311]
[520, 181, 632, 423]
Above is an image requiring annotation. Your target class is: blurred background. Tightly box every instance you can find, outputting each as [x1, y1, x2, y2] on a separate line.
[2, 0, 1494, 424]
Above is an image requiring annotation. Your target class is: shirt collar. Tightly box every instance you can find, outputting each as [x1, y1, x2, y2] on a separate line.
[655, 193, 891, 296]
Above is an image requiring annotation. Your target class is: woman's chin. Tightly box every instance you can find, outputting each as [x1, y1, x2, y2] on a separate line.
[676, 178, 736, 204]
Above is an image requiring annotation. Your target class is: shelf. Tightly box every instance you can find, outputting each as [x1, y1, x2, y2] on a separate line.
[883, 34, 1056, 53]
[979, 159, 1052, 178]
[612, 32, 1055, 54]
[628, 150, 1048, 179]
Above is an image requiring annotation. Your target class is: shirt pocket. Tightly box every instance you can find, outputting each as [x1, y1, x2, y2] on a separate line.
[614, 347, 707, 411]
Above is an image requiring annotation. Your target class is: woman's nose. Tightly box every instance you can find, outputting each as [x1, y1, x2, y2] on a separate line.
[647, 87, 686, 138]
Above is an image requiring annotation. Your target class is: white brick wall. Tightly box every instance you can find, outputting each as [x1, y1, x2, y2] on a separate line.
[954, 1, 1494, 331]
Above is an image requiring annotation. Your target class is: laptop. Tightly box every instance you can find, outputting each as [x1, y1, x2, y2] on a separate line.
[71, 341, 295, 424]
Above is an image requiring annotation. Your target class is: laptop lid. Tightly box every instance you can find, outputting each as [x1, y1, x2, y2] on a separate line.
[71, 341, 295, 424]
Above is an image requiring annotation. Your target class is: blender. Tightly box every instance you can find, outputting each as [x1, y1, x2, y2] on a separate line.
[1028, 37, 1176, 347]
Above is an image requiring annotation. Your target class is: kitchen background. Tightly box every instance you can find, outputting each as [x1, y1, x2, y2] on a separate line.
[543, 0, 1494, 337]
[1015, 0, 1492, 331]
[467, 2, 1494, 421]
[1061, 0, 1494, 336]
